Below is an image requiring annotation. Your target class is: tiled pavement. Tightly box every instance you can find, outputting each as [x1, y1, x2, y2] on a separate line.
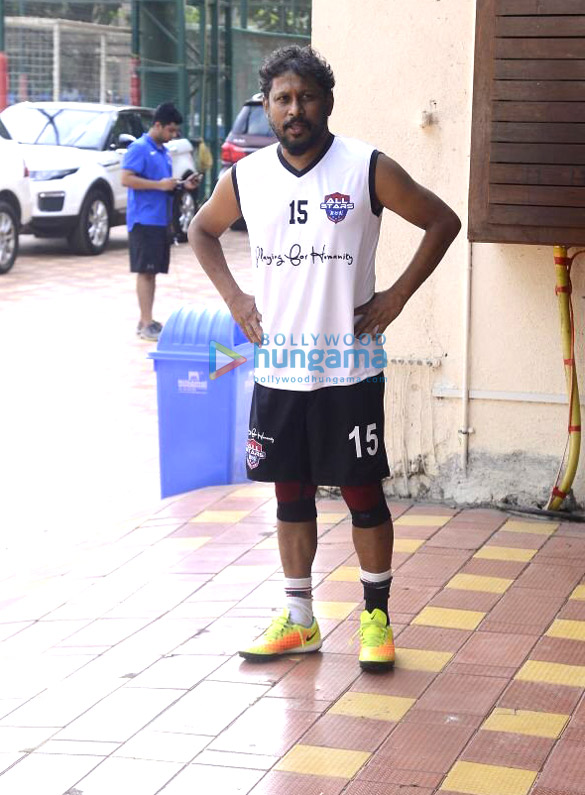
[2, 230, 585, 794]
[1, 488, 585, 795]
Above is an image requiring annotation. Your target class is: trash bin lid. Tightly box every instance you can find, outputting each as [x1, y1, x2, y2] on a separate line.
[150, 306, 247, 360]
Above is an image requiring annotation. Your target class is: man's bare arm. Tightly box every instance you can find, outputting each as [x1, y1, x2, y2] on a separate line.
[188, 169, 263, 344]
[354, 154, 461, 336]
[121, 169, 177, 192]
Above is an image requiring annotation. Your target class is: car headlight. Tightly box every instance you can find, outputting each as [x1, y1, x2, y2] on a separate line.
[29, 168, 79, 181]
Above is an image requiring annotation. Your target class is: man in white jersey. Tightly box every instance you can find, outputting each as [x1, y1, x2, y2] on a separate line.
[189, 46, 460, 671]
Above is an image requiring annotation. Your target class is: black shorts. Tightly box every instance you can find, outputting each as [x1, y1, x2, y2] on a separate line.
[129, 223, 171, 274]
[246, 376, 390, 486]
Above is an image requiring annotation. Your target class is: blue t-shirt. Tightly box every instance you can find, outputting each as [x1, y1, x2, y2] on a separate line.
[122, 133, 172, 230]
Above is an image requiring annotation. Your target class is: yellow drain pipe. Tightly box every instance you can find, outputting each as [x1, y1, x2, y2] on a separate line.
[547, 245, 581, 510]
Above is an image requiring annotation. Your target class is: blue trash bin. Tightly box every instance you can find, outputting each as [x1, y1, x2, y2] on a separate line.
[149, 306, 254, 498]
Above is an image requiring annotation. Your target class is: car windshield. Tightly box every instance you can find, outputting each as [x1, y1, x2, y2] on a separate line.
[231, 104, 273, 137]
[0, 106, 112, 149]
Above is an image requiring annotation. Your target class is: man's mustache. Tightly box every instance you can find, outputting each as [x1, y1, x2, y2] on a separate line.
[284, 118, 310, 131]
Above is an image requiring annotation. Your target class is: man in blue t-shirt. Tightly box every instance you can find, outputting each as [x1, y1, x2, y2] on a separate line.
[122, 102, 197, 341]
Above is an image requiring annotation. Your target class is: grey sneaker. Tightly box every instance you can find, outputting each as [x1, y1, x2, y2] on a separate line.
[139, 322, 161, 341]
[136, 320, 163, 336]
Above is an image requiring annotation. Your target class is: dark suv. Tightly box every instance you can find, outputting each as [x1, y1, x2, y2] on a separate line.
[220, 93, 276, 172]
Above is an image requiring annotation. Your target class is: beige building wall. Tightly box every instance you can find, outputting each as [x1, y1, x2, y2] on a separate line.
[313, 0, 585, 506]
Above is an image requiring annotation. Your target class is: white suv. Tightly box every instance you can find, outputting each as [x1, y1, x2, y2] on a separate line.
[0, 102, 199, 255]
[0, 131, 32, 274]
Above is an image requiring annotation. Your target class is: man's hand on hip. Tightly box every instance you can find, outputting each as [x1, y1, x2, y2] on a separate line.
[354, 288, 407, 337]
[227, 292, 263, 344]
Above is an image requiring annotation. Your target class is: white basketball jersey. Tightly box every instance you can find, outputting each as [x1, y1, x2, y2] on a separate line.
[234, 134, 384, 391]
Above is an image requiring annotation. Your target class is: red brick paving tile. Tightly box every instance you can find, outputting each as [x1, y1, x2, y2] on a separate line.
[170, 544, 253, 574]
[363, 720, 475, 773]
[393, 553, 470, 586]
[393, 524, 438, 539]
[189, 581, 260, 602]
[248, 771, 345, 795]
[234, 550, 282, 566]
[461, 729, 554, 770]
[313, 581, 363, 602]
[312, 546, 355, 572]
[396, 625, 471, 652]
[559, 602, 585, 621]
[425, 526, 496, 550]
[267, 653, 361, 701]
[264, 696, 333, 713]
[531, 636, 585, 666]
[532, 788, 585, 795]
[357, 763, 443, 788]
[321, 618, 360, 654]
[535, 536, 585, 563]
[480, 589, 565, 634]
[388, 585, 440, 615]
[402, 709, 482, 729]
[498, 680, 583, 713]
[569, 696, 585, 726]
[563, 726, 585, 743]
[351, 667, 436, 698]
[207, 655, 298, 685]
[301, 713, 395, 751]
[537, 738, 585, 792]
[488, 530, 549, 549]
[209, 698, 319, 756]
[453, 509, 505, 523]
[168, 522, 235, 537]
[429, 588, 502, 612]
[403, 505, 456, 516]
[514, 564, 583, 595]
[461, 558, 528, 578]
[447, 662, 518, 679]
[413, 672, 508, 715]
[344, 783, 433, 795]
[454, 631, 537, 668]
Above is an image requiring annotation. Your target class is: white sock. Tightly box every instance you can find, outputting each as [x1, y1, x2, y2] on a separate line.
[284, 576, 313, 627]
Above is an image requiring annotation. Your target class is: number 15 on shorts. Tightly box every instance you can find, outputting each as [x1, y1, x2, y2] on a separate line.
[349, 424, 379, 458]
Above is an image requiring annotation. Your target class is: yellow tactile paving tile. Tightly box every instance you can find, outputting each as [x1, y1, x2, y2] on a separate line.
[327, 566, 360, 582]
[482, 708, 569, 739]
[190, 510, 250, 523]
[254, 537, 278, 550]
[570, 584, 585, 601]
[317, 512, 348, 524]
[159, 537, 212, 551]
[231, 485, 275, 497]
[515, 660, 585, 688]
[473, 546, 536, 563]
[395, 647, 453, 672]
[313, 600, 359, 619]
[330, 692, 416, 722]
[500, 519, 559, 536]
[394, 538, 425, 553]
[446, 573, 513, 594]
[546, 618, 585, 642]
[276, 744, 371, 779]
[394, 514, 450, 527]
[441, 760, 537, 795]
[412, 606, 486, 631]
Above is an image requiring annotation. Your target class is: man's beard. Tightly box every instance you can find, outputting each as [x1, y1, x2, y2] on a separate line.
[270, 112, 328, 156]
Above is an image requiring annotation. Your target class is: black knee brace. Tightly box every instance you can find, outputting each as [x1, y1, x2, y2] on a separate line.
[340, 483, 391, 528]
[275, 482, 318, 523]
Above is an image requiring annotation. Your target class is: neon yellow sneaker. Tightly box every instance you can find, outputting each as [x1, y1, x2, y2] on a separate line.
[359, 608, 395, 671]
[239, 609, 322, 661]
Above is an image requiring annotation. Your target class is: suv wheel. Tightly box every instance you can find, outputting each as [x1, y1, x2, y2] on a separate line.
[172, 187, 198, 243]
[69, 188, 111, 255]
[0, 201, 19, 274]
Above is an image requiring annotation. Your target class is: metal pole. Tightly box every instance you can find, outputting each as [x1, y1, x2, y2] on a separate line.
[198, 0, 207, 141]
[0, 0, 7, 111]
[177, 0, 188, 136]
[240, 0, 248, 29]
[224, 0, 232, 134]
[100, 34, 107, 103]
[53, 22, 60, 102]
[210, 0, 219, 185]
[130, 0, 141, 104]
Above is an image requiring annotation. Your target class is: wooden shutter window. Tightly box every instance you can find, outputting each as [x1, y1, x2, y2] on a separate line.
[469, 0, 585, 245]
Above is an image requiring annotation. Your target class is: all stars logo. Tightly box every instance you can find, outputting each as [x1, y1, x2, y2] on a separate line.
[246, 438, 266, 469]
[320, 192, 355, 224]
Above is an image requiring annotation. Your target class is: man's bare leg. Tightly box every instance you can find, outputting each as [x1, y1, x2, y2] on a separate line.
[277, 518, 318, 577]
[136, 272, 156, 327]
